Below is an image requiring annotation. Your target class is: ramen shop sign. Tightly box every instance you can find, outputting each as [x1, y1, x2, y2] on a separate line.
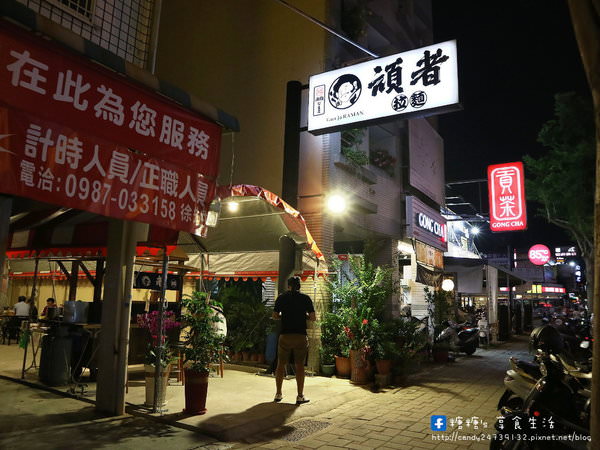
[487, 162, 527, 232]
[308, 40, 459, 135]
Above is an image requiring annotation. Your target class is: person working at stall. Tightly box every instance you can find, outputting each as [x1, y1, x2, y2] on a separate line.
[272, 276, 315, 405]
[41, 298, 57, 319]
[13, 296, 30, 317]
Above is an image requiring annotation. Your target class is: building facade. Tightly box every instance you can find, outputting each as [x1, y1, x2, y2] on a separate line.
[156, 0, 446, 327]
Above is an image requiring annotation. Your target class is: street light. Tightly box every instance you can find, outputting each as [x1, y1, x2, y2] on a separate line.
[326, 193, 347, 214]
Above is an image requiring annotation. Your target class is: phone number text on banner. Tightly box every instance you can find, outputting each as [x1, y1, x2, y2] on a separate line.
[0, 106, 214, 235]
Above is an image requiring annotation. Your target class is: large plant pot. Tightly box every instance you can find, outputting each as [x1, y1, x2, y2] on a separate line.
[350, 349, 370, 384]
[144, 364, 171, 407]
[334, 355, 351, 378]
[184, 368, 209, 415]
[375, 359, 392, 375]
[321, 363, 335, 377]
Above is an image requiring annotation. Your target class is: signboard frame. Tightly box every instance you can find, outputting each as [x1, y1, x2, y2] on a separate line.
[308, 40, 460, 135]
[487, 161, 528, 232]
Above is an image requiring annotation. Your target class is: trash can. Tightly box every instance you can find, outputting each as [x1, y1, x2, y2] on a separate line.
[39, 327, 72, 386]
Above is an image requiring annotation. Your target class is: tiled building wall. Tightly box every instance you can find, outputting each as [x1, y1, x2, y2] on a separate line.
[17, 0, 155, 68]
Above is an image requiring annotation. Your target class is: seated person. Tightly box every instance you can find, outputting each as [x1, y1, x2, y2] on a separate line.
[41, 297, 57, 318]
[13, 296, 30, 317]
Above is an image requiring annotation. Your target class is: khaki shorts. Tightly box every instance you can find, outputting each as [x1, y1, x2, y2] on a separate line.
[277, 334, 308, 365]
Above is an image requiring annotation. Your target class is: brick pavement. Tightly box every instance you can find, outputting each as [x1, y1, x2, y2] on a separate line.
[233, 337, 531, 449]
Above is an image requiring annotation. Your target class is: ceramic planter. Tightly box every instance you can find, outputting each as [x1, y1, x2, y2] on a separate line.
[350, 349, 370, 384]
[184, 368, 209, 415]
[144, 364, 171, 407]
[335, 355, 351, 378]
[321, 363, 335, 377]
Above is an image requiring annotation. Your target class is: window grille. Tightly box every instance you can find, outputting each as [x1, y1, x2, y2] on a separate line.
[47, 0, 95, 21]
[16, 0, 156, 68]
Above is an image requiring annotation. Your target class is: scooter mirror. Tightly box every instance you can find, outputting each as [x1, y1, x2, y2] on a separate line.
[580, 340, 590, 349]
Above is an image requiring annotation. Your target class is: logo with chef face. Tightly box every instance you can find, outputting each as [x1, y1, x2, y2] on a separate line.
[328, 74, 362, 109]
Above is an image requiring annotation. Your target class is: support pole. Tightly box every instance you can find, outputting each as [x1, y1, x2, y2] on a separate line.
[0, 196, 12, 309]
[152, 248, 169, 413]
[96, 220, 144, 415]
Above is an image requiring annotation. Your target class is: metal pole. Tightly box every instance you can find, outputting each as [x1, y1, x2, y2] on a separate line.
[152, 247, 169, 413]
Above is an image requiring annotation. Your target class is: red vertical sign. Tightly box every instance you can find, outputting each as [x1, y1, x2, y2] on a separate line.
[488, 162, 527, 232]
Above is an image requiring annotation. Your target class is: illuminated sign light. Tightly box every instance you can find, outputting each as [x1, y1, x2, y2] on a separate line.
[487, 162, 527, 232]
[416, 212, 447, 242]
[308, 40, 459, 135]
[528, 244, 551, 265]
[554, 246, 577, 257]
[542, 286, 566, 294]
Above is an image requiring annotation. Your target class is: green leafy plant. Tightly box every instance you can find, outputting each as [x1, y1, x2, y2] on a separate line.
[425, 287, 452, 335]
[373, 339, 398, 361]
[327, 254, 395, 354]
[341, 128, 368, 167]
[319, 312, 348, 364]
[218, 283, 272, 354]
[181, 291, 223, 373]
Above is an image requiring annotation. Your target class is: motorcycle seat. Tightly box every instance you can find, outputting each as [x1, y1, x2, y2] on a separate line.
[511, 357, 541, 379]
[556, 354, 592, 379]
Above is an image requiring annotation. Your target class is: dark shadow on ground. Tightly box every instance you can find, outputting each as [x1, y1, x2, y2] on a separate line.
[0, 415, 195, 449]
[161, 401, 297, 442]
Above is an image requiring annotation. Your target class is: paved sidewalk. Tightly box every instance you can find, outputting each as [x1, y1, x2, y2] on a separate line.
[0, 337, 530, 449]
[0, 377, 228, 450]
[232, 338, 531, 449]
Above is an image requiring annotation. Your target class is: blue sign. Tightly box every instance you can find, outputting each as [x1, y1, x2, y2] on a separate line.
[430, 415, 447, 431]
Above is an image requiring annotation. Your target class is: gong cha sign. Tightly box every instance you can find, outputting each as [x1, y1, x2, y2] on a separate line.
[488, 161, 527, 232]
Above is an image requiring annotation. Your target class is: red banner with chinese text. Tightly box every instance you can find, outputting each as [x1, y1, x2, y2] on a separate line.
[487, 161, 527, 232]
[0, 106, 214, 235]
[0, 20, 221, 178]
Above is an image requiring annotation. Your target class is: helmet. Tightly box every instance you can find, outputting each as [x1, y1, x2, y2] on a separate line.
[529, 325, 564, 354]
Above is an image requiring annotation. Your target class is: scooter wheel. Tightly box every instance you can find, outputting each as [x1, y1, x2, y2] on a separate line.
[464, 345, 476, 355]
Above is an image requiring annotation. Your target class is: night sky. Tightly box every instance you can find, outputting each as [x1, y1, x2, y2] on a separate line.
[431, 0, 590, 254]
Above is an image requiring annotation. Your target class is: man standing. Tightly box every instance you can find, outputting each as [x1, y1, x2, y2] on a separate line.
[272, 276, 316, 405]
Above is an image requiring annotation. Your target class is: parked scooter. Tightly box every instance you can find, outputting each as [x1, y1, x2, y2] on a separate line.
[436, 320, 479, 355]
[491, 325, 591, 449]
[497, 356, 541, 410]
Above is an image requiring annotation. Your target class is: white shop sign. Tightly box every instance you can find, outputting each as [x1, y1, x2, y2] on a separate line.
[308, 40, 459, 135]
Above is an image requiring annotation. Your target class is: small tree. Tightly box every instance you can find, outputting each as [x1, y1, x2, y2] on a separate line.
[524, 92, 595, 299]
[181, 291, 223, 373]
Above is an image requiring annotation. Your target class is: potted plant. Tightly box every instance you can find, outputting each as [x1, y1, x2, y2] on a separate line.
[373, 339, 397, 375]
[319, 312, 344, 376]
[326, 253, 396, 383]
[136, 310, 180, 408]
[181, 291, 224, 415]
